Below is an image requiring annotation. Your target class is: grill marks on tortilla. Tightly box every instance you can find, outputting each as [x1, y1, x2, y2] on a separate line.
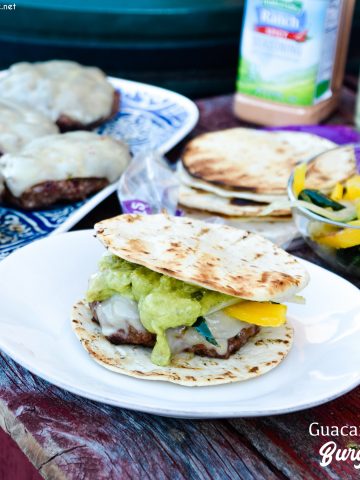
[181, 128, 336, 194]
[95, 214, 309, 302]
[305, 145, 357, 190]
[127, 239, 150, 255]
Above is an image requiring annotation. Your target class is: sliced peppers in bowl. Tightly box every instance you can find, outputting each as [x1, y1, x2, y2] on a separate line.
[288, 159, 360, 276]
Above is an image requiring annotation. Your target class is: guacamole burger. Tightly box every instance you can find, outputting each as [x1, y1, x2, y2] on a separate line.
[71, 214, 309, 386]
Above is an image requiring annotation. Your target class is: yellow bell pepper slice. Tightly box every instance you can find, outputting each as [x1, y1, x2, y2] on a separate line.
[356, 200, 360, 220]
[224, 301, 287, 327]
[343, 175, 360, 201]
[330, 182, 344, 201]
[309, 223, 338, 239]
[293, 162, 307, 198]
[316, 228, 360, 249]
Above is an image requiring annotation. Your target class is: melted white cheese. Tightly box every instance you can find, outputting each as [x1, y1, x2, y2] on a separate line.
[0, 60, 115, 124]
[95, 295, 251, 356]
[167, 310, 250, 356]
[0, 99, 59, 154]
[1, 131, 130, 197]
[95, 294, 145, 337]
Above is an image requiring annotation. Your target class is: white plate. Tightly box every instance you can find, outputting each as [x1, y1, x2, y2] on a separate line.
[0, 230, 359, 418]
[0, 76, 198, 259]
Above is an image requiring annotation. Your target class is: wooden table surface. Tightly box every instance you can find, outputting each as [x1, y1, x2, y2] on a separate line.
[1, 86, 360, 480]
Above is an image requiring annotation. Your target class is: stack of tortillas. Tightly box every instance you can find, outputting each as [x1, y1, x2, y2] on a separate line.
[177, 128, 336, 243]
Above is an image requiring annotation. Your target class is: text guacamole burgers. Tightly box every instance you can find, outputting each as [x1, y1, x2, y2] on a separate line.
[72, 214, 309, 386]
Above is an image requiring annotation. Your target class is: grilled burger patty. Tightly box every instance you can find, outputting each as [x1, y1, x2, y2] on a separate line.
[186, 325, 259, 359]
[0, 61, 120, 132]
[3, 177, 109, 210]
[57, 90, 120, 132]
[90, 301, 259, 360]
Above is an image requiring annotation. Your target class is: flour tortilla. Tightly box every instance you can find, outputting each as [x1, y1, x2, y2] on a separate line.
[95, 214, 309, 302]
[72, 300, 294, 386]
[182, 128, 335, 194]
[178, 184, 291, 217]
[306, 145, 357, 191]
[177, 162, 286, 202]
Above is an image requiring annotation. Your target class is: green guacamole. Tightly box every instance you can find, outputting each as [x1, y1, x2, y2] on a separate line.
[86, 254, 235, 366]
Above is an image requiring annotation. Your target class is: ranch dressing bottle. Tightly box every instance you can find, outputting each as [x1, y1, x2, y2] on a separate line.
[234, 0, 355, 125]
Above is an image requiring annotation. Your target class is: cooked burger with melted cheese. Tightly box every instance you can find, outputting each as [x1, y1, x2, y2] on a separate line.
[0, 99, 59, 155]
[0, 60, 119, 130]
[1, 131, 130, 209]
[71, 214, 309, 385]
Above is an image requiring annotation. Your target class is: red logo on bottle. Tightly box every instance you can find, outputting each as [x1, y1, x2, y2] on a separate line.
[255, 25, 307, 42]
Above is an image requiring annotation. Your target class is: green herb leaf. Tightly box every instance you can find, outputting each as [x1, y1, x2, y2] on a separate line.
[299, 189, 345, 211]
[193, 316, 219, 346]
[191, 290, 204, 301]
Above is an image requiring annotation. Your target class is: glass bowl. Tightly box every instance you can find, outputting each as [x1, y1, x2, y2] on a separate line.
[288, 148, 360, 278]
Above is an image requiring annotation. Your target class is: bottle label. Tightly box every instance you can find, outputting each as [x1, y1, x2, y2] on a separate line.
[237, 0, 342, 106]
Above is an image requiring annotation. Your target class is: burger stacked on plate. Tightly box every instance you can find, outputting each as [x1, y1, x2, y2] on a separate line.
[177, 128, 336, 222]
[0, 60, 130, 209]
[72, 213, 309, 386]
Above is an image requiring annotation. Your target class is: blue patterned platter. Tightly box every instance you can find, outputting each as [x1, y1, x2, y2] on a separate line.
[0, 77, 199, 260]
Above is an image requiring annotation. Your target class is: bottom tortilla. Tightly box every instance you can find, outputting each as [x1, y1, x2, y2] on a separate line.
[71, 300, 294, 387]
[178, 184, 291, 217]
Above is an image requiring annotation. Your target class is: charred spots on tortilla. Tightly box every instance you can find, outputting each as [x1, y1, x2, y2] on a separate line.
[268, 360, 278, 366]
[206, 261, 216, 268]
[261, 272, 270, 283]
[161, 267, 175, 275]
[199, 227, 210, 236]
[127, 238, 149, 255]
[125, 215, 142, 223]
[248, 366, 259, 373]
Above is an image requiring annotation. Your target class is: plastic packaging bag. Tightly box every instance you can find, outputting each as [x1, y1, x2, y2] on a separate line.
[118, 150, 179, 215]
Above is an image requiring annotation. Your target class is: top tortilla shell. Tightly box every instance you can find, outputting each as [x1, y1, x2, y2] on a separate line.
[182, 128, 335, 194]
[95, 214, 309, 302]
